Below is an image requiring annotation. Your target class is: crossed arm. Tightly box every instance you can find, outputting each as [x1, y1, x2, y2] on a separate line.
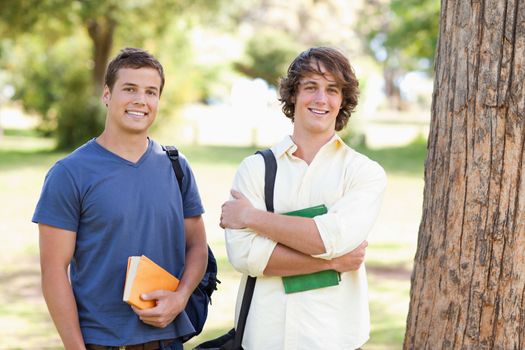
[220, 190, 368, 277]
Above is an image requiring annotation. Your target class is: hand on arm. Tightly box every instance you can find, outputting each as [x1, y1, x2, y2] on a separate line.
[134, 215, 207, 328]
[39, 224, 86, 350]
[220, 190, 325, 255]
[264, 240, 368, 276]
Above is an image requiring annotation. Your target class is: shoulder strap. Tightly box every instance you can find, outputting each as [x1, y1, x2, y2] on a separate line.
[255, 149, 277, 213]
[233, 148, 277, 348]
[163, 145, 184, 190]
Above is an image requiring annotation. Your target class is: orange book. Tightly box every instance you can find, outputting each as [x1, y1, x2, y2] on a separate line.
[123, 255, 180, 309]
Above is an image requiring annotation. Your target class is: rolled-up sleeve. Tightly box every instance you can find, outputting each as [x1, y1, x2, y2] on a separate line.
[313, 159, 387, 259]
[225, 156, 278, 276]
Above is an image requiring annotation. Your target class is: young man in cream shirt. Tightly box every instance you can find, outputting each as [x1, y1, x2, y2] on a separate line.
[220, 47, 387, 350]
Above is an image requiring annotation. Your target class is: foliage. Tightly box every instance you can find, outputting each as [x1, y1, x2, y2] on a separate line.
[4, 34, 105, 149]
[356, 0, 439, 109]
[359, 0, 440, 74]
[0, 0, 221, 149]
[233, 30, 301, 87]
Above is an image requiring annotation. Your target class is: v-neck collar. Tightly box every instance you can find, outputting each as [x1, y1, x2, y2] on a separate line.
[90, 138, 153, 167]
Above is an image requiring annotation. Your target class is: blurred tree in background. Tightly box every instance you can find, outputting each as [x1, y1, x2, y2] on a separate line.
[0, 0, 218, 149]
[358, 0, 440, 109]
[0, 0, 441, 148]
[227, 0, 363, 86]
[233, 30, 300, 87]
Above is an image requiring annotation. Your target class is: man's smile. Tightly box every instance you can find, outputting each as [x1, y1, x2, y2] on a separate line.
[308, 107, 330, 116]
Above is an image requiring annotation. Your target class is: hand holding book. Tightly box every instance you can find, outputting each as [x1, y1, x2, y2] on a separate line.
[123, 255, 180, 309]
[282, 204, 341, 294]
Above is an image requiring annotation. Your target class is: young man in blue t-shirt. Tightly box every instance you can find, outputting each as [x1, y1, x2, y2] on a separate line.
[33, 48, 208, 349]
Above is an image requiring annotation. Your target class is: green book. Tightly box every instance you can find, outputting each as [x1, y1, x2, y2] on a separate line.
[282, 204, 341, 294]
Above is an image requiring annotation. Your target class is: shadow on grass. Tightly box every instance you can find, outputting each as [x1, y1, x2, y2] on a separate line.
[180, 145, 259, 166]
[1, 133, 427, 177]
[184, 326, 234, 350]
[0, 149, 65, 171]
[353, 138, 427, 178]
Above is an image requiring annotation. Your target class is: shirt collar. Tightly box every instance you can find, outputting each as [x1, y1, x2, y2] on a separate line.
[272, 134, 344, 158]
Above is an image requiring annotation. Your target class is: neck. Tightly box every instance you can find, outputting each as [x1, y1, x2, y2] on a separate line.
[291, 131, 335, 164]
[96, 130, 149, 163]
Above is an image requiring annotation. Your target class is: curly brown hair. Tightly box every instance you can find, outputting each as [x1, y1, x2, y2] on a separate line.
[279, 47, 359, 131]
[104, 47, 165, 96]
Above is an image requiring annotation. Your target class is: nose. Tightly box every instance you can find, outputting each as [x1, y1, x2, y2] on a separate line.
[314, 89, 328, 104]
[133, 91, 146, 105]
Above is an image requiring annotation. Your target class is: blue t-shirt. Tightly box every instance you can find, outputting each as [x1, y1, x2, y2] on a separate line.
[32, 138, 204, 345]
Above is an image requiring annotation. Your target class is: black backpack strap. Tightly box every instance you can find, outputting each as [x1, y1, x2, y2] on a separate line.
[163, 145, 184, 190]
[255, 149, 277, 213]
[233, 148, 277, 349]
[164, 145, 221, 343]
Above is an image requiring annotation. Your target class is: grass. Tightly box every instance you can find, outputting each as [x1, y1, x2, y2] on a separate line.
[0, 129, 425, 350]
[353, 137, 427, 178]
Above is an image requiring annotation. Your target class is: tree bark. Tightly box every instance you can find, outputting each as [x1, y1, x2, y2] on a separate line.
[404, 1, 525, 349]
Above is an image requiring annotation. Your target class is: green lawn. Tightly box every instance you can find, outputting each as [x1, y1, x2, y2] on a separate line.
[0, 130, 425, 350]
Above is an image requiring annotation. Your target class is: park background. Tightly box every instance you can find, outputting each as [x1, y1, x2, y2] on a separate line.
[0, 0, 438, 349]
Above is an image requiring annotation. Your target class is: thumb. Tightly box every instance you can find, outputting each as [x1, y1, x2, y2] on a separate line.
[231, 189, 245, 199]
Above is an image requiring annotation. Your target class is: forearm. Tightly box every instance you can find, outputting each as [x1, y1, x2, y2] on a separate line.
[178, 216, 207, 300]
[41, 267, 85, 350]
[263, 240, 368, 277]
[263, 244, 331, 276]
[246, 209, 325, 255]
[178, 239, 207, 300]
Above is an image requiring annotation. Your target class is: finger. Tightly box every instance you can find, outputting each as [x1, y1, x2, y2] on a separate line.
[136, 303, 163, 317]
[141, 289, 167, 301]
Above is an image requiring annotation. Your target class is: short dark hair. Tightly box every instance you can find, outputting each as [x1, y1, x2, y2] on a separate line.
[104, 47, 165, 95]
[279, 47, 359, 131]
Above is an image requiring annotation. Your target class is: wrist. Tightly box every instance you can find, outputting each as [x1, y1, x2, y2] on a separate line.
[327, 257, 337, 271]
[175, 286, 192, 304]
[243, 207, 259, 229]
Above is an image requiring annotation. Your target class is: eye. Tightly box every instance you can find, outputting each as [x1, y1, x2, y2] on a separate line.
[146, 90, 158, 96]
[123, 87, 135, 92]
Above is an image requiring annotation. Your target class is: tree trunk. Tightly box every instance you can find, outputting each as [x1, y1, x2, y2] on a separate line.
[383, 64, 405, 110]
[86, 13, 116, 97]
[404, 1, 525, 349]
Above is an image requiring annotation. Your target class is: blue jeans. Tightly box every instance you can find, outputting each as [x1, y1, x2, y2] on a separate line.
[166, 341, 183, 350]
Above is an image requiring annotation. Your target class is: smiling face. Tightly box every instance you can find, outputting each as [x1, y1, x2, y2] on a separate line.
[102, 67, 161, 137]
[292, 63, 343, 141]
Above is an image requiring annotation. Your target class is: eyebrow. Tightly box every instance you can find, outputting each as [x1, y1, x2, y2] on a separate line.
[300, 79, 341, 89]
[122, 82, 159, 91]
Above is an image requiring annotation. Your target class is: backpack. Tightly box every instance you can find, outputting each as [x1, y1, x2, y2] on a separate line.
[164, 145, 220, 343]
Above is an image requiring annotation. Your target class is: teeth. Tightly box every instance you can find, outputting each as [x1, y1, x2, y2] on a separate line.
[127, 111, 146, 117]
[309, 108, 328, 115]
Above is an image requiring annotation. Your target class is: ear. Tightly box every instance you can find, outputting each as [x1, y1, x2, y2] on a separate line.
[102, 85, 111, 107]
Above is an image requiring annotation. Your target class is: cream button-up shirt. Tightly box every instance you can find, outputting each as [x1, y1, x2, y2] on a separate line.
[225, 135, 387, 350]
